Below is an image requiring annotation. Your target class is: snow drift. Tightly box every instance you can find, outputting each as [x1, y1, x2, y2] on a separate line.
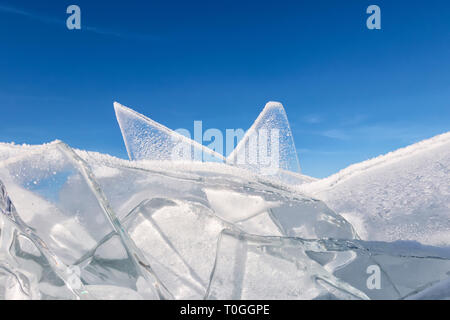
[299, 132, 450, 246]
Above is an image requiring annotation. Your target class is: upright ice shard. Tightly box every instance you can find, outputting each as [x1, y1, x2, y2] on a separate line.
[0, 141, 171, 299]
[114, 101, 303, 182]
[227, 101, 301, 176]
[114, 102, 225, 163]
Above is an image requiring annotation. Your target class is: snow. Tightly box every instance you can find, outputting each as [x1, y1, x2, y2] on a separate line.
[299, 132, 450, 246]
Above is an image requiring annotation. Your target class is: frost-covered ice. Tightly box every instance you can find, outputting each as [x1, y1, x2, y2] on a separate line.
[114, 102, 225, 163]
[226, 101, 301, 174]
[0, 125, 449, 299]
[115, 101, 303, 183]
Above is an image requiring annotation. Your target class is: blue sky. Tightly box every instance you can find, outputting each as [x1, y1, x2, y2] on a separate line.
[0, 0, 449, 178]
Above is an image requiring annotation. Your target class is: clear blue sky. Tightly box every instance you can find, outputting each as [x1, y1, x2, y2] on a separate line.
[1, 0, 449, 178]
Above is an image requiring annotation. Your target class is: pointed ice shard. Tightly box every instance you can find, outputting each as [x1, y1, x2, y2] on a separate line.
[227, 101, 301, 176]
[114, 101, 302, 178]
[114, 102, 225, 163]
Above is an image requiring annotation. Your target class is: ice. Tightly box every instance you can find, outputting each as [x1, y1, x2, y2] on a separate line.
[299, 131, 450, 246]
[269, 198, 356, 239]
[405, 277, 450, 300]
[118, 194, 351, 299]
[83, 285, 144, 300]
[0, 142, 170, 299]
[75, 148, 356, 298]
[114, 102, 225, 163]
[1, 137, 449, 300]
[206, 229, 450, 300]
[115, 101, 304, 182]
[1, 180, 83, 299]
[316, 240, 450, 299]
[77, 149, 352, 241]
[206, 229, 369, 300]
[227, 101, 301, 175]
[121, 198, 232, 299]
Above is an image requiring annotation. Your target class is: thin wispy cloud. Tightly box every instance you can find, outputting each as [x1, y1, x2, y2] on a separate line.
[0, 4, 60, 24]
[340, 114, 368, 126]
[352, 124, 432, 143]
[320, 129, 350, 140]
[297, 148, 344, 155]
[0, 4, 155, 40]
[315, 124, 440, 144]
[302, 114, 323, 124]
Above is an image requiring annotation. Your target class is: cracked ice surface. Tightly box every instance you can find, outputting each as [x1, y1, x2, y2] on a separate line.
[0, 139, 449, 300]
[78, 148, 355, 299]
[0, 142, 169, 300]
[206, 230, 450, 300]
